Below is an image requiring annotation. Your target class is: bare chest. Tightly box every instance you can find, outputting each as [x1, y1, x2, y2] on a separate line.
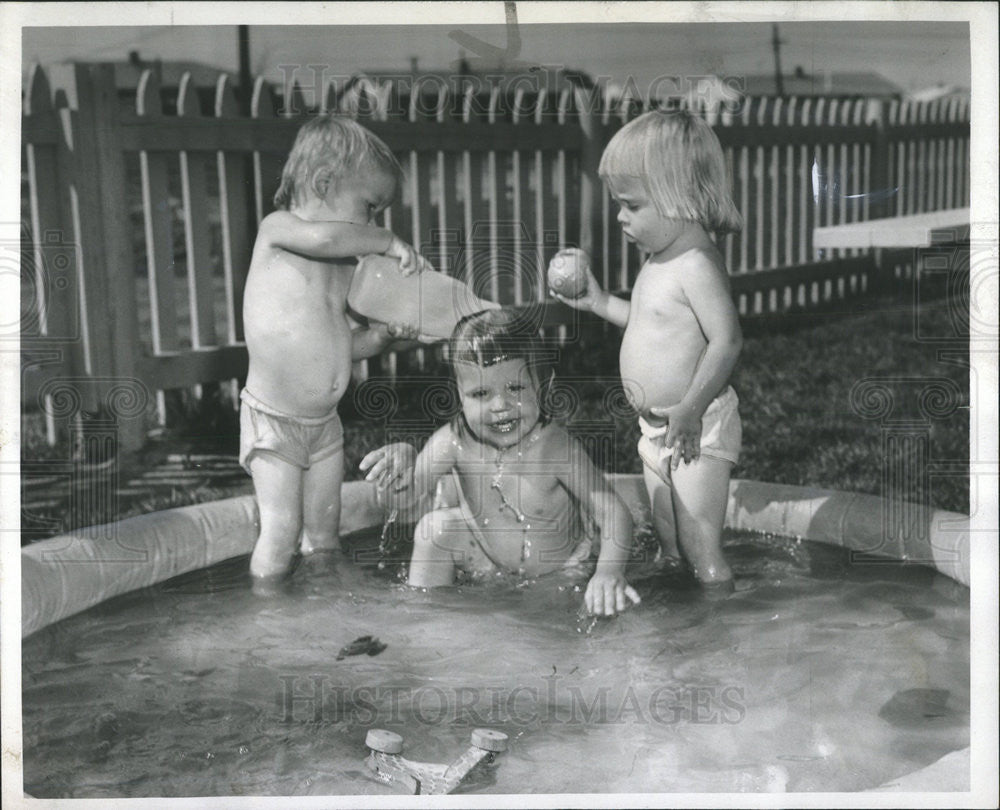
[629, 268, 693, 323]
[454, 439, 570, 526]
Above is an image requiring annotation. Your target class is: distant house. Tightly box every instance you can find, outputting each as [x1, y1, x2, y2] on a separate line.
[112, 51, 229, 93]
[607, 74, 743, 114]
[602, 68, 902, 116]
[39, 51, 236, 114]
[737, 67, 903, 99]
[326, 60, 597, 118]
[906, 84, 970, 103]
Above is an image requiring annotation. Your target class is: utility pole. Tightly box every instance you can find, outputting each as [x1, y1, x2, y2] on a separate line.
[771, 23, 785, 96]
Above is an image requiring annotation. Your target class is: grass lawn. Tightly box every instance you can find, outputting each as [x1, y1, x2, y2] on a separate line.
[19, 290, 969, 543]
[734, 296, 968, 512]
[341, 293, 969, 513]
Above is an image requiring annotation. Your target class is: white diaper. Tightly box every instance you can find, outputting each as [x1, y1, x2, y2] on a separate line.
[637, 386, 742, 480]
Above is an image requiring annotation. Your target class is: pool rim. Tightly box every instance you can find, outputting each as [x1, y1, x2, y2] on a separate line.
[21, 474, 971, 639]
[19, 475, 972, 794]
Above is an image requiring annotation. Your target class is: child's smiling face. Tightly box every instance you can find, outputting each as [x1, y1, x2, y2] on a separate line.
[607, 175, 687, 260]
[455, 359, 541, 450]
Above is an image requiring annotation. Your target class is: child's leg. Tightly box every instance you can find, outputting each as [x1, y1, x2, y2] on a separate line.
[301, 447, 344, 555]
[408, 507, 470, 587]
[669, 455, 733, 584]
[248, 453, 304, 579]
[642, 464, 680, 561]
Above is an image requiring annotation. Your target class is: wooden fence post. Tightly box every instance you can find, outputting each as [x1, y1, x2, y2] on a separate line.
[74, 63, 145, 452]
[65, 65, 114, 388]
[97, 63, 145, 451]
[869, 98, 891, 221]
[868, 97, 892, 285]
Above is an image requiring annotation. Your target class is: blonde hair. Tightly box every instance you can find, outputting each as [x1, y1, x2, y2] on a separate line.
[598, 109, 742, 234]
[273, 114, 404, 210]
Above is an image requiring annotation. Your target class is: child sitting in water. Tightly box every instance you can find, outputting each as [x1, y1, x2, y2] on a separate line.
[361, 309, 641, 616]
[241, 114, 430, 584]
[552, 109, 744, 591]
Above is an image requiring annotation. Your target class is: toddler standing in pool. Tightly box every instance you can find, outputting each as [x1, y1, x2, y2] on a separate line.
[553, 109, 743, 589]
[362, 309, 640, 616]
[241, 114, 430, 584]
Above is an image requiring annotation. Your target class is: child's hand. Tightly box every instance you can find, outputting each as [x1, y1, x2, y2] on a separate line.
[584, 570, 641, 616]
[549, 262, 604, 312]
[650, 402, 702, 470]
[384, 321, 421, 342]
[360, 442, 416, 492]
[384, 235, 432, 276]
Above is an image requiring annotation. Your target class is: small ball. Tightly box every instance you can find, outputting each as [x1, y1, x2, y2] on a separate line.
[547, 248, 591, 299]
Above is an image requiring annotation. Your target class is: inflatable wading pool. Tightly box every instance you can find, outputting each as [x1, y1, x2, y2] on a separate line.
[21, 475, 971, 793]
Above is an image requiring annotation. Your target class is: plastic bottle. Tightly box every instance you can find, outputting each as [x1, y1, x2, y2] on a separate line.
[348, 255, 499, 341]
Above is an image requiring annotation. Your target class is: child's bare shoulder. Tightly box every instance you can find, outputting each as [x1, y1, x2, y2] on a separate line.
[676, 245, 731, 290]
[427, 422, 458, 448]
[535, 421, 577, 458]
[422, 422, 463, 463]
[640, 249, 721, 285]
[536, 423, 600, 484]
[256, 210, 298, 245]
[677, 243, 726, 272]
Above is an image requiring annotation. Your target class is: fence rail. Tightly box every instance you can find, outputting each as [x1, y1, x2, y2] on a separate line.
[21, 62, 970, 449]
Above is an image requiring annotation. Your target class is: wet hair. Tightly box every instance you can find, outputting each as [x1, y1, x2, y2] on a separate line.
[273, 114, 404, 211]
[598, 109, 742, 234]
[445, 309, 554, 438]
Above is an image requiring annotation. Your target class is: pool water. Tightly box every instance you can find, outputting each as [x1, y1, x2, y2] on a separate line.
[22, 529, 969, 797]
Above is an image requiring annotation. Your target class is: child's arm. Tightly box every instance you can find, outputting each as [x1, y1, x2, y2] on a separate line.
[549, 263, 630, 328]
[652, 256, 742, 469]
[351, 322, 422, 360]
[259, 211, 430, 274]
[559, 435, 640, 616]
[359, 426, 458, 520]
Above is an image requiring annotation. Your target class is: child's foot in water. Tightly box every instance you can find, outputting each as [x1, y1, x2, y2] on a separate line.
[700, 578, 736, 600]
[249, 550, 301, 595]
[251, 572, 291, 597]
[300, 548, 341, 575]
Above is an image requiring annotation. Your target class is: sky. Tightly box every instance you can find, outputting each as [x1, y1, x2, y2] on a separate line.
[20, 19, 970, 96]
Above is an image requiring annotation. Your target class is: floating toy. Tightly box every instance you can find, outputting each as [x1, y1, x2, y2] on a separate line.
[348, 255, 499, 341]
[547, 248, 591, 299]
[364, 727, 508, 794]
[336, 635, 387, 660]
